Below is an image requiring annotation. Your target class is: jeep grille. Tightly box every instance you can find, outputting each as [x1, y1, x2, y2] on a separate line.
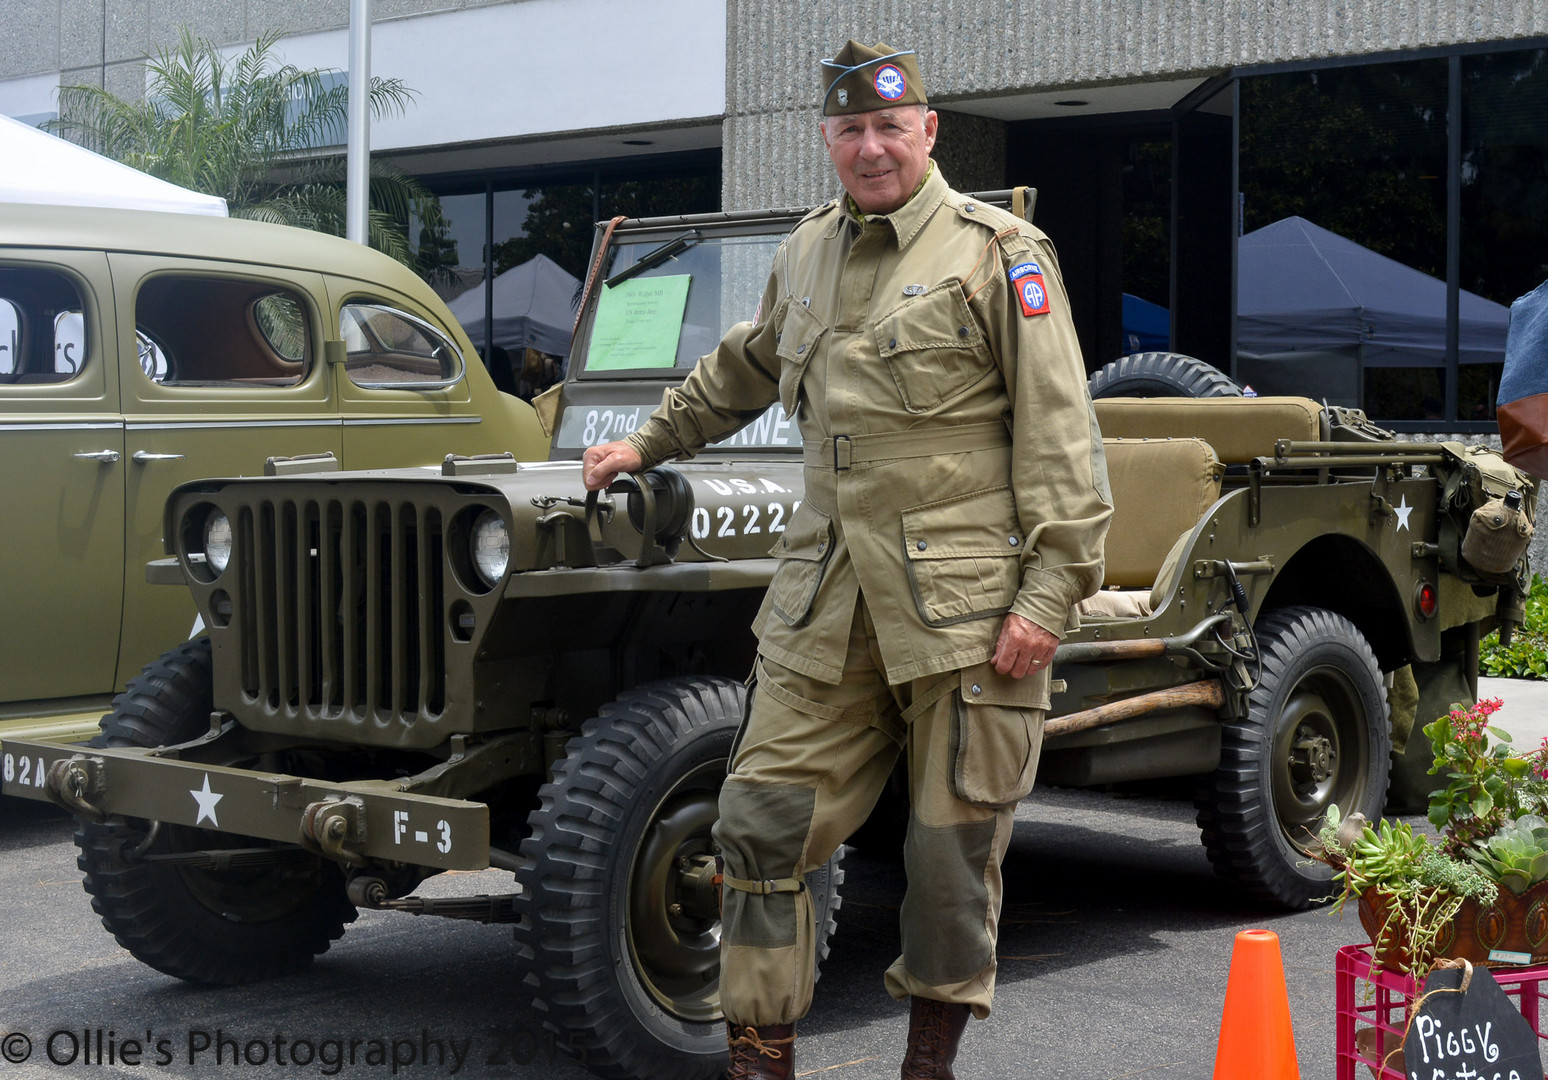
[233, 496, 447, 724]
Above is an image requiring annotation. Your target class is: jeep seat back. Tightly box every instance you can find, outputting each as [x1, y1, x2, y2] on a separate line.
[1100, 437, 1224, 589]
[1093, 396, 1326, 464]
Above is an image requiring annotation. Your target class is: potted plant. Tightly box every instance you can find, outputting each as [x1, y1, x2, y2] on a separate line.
[1316, 698, 1548, 978]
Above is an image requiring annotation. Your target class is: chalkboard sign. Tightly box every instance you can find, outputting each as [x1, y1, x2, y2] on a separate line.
[1402, 962, 1542, 1080]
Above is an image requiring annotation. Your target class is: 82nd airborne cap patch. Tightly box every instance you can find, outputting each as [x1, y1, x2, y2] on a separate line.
[1008, 262, 1051, 317]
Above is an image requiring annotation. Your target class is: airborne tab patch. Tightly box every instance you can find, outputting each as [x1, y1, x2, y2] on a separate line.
[1008, 262, 1050, 317]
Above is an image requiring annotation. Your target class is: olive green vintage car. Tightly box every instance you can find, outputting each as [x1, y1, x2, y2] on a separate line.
[0, 204, 546, 745]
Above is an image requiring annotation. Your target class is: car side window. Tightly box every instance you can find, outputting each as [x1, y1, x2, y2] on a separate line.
[340, 302, 463, 388]
[135, 276, 310, 387]
[0, 267, 88, 385]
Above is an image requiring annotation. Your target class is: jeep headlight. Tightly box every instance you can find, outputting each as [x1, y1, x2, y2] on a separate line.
[471, 510, 510, 587]
[204, 511, 233, 575]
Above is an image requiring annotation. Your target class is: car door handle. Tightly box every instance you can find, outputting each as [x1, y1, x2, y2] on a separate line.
[74, 450, 121, 463]
[131, 451, 186, 463]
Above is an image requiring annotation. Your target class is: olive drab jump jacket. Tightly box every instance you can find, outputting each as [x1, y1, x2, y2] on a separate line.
[625, 165, 1112, 692]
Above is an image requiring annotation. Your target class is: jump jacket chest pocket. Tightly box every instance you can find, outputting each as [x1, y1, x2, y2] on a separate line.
[874, 280, 990, 413]
[901, 486, 1023, 626]
[766, 504, 835, 627]
[775, 297, 827, 418]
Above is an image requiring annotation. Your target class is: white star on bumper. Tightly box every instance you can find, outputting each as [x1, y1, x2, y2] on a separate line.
[190, 773, 223, 827]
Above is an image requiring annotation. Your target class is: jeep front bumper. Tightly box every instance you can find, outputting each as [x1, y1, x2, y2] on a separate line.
[0, 737, 489, 871]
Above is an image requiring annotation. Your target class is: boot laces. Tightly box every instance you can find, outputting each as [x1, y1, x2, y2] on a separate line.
[729, 1027, 788, 1061]
[727, 1026, 791, 1079]
[918, 1008, 954, 1057]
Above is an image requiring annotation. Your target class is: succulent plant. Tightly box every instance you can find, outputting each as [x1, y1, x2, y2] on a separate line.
[1469, 814, 1548, 894]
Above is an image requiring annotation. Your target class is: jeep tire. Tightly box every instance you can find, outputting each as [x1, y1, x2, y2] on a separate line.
[1089, 351, 1242, 398]
[75, 639, 356, 984]
[513, 676, 844, 1080]
[1196, 607, 1390, 909]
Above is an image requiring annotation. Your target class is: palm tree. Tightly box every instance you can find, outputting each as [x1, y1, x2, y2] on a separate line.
[48, 27, 438, 271]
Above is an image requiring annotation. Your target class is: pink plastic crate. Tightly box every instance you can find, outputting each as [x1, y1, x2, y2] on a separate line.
[1335, 943, 1548, 1080]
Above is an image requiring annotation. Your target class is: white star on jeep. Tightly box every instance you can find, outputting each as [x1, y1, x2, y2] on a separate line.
[1394, 495, 1414, 533]
[190, 773, 223, 827]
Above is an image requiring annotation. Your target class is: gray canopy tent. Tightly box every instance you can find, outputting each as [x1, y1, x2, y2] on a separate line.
[1235, 216, 1509, 407]
[447, 253, 580, 359]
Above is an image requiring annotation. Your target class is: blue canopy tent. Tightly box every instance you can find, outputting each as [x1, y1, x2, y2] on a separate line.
[1235, 216, 1509, 407]
[447, 253, 580, 358]
[1121, 293, 1170, 353]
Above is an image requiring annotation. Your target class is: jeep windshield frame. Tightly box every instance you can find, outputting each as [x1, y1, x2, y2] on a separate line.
[569, 211, 808, 383]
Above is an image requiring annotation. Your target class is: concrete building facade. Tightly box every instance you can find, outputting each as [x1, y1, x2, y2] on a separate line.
[4, 0, 1548, 448]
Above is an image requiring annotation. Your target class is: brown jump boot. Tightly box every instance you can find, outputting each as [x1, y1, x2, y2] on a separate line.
[901, 996, 971, 1079]
[725, 1022, 795, 1080]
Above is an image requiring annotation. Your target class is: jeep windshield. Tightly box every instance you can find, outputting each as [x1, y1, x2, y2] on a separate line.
[553, 210, 806, 456]
[580, 229, 783, 374]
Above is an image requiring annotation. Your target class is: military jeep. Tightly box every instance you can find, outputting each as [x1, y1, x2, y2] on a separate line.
[2, 197, 1537, 1080]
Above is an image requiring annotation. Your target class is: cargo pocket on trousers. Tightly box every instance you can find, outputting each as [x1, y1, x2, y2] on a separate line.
[950, 661, 1050, 807]
[766, 504, 834, 627]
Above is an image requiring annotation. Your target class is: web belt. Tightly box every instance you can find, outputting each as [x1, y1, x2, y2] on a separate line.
[802, 421, 1011, 472]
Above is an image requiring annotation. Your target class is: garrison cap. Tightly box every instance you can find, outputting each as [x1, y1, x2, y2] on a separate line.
[820, 40, 928, 116]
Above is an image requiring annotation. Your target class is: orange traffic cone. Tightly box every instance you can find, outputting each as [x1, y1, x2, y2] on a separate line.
[1213, 928, 1300, 1080]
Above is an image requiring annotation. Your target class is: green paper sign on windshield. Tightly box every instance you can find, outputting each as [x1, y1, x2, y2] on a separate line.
[586, 275, 691, 371]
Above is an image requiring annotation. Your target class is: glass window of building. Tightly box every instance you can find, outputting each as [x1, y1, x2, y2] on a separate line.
[1461, 47, 1548, 422]
[1121, 138, 1172, 355]
[1238, 60, 1449, 420]
[414, 192, 486, 304]
[426, 156, 719, 400]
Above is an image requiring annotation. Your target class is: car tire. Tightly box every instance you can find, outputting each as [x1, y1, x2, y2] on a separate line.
[75, 639, 356, 984]
[512, 676, 844, 1080]
[1196, 607, 1390, 909]
[1089, 351, 1242, 398]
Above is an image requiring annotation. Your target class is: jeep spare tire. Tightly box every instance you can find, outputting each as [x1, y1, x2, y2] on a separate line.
[1089, 351, 1242, 398]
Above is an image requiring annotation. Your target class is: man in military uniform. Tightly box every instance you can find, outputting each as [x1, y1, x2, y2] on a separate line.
[583, 40, 1111, 1080]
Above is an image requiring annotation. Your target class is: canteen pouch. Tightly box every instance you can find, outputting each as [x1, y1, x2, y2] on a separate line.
[950, 661, 1049, 807]
[1461, 496, 1534, 575]
[1498, 277, 1548, 480]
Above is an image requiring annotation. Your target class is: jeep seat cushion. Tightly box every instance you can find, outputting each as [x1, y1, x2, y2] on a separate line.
[1092, 396, 1324, 463]
[1101, 437, 1223, 589]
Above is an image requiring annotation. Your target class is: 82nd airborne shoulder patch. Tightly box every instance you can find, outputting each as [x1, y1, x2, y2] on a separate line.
[1008, 262, 1051, 317]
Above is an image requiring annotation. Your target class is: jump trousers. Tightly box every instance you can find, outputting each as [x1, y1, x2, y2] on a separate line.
[714, 597, 1045, 1027]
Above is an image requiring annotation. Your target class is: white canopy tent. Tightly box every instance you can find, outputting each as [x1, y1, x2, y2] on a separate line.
[0, 113, 228, 216]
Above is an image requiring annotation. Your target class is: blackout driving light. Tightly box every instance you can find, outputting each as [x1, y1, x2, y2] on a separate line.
[471, 510, 510, 587]
[204, 510, 233, 574]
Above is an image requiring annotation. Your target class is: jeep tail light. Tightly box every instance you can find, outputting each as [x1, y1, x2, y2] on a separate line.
[1415, 581, 1438, 620]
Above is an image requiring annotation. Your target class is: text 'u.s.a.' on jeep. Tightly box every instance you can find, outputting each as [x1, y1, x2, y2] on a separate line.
[2, 194, 1538, 1080]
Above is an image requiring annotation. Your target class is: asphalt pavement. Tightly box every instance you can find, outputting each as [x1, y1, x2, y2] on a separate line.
[2, 680, 1547, 1080]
